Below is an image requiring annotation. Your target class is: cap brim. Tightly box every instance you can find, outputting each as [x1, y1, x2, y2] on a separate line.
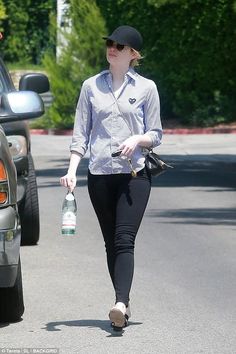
[102, 35, 128, 46]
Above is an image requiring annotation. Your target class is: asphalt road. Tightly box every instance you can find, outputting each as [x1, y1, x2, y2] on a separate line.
[1, 134, 236, 354]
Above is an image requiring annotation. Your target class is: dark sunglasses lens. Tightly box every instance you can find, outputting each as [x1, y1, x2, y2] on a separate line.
[117, 44, 125, 51]
[106, 39, 113, 47]
[106, 39, 125, 51]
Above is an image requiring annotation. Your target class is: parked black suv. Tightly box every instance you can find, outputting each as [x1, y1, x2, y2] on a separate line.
[0, 57, 49, 322]
[0, 58, 49, 245]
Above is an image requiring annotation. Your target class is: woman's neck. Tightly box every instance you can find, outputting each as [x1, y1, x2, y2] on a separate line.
[109, 64, 130, 91]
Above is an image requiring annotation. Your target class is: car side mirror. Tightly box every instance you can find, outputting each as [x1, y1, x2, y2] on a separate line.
[0, 91, 45, 123]
[19, 73, 50, 94]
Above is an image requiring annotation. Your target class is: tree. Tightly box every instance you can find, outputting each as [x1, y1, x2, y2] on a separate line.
[0, 0, 6, 28]
[43, 0, 106, 128]
[0, 0, 6, 43]
[1, 0, 56, 64]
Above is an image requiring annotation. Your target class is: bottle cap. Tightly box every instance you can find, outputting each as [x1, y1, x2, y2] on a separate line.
[66, 192, 74, 201]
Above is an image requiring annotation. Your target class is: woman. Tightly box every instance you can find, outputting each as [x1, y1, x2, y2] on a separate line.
[60, 25, 162, 330]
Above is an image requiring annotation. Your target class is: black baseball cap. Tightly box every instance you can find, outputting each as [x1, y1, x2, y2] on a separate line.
[103, 25, 143, 51]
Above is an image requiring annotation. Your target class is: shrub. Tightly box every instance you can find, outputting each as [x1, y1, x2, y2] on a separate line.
[1, 0, 56, 64]
[43, 0, 106, 129]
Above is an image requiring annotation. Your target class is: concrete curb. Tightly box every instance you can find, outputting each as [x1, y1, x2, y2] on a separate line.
[30, 129, 73, 136]
[164, 127, 236, 134]
[30, 127, 236, 135]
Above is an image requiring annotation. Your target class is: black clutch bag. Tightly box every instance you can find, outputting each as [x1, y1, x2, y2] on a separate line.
[145, 150, 174, 176]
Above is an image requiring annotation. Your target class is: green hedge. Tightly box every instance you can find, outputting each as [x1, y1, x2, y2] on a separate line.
[1, 0, 56, 64]
[18, 0, 236, 128]
[97, 0, 236, 126]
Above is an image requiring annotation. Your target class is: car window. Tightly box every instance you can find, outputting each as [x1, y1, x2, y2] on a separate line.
[0, 70, 7, 94]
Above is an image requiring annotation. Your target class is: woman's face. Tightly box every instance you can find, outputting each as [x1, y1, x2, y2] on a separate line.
[106, 40, 137, 67]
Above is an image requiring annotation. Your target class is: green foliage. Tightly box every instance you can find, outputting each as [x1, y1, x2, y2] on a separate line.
[153, 0, 236, 126]
[3, 0, 234, 127]
[147, 0, 181, 8]
[43, 0, 106, 129]
[97, 0, 236, 126]
[0, 0, 6, 29]
[1, 0, 56, 64]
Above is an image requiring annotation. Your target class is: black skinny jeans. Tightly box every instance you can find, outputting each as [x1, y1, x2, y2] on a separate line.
[87, 168, 151, 306]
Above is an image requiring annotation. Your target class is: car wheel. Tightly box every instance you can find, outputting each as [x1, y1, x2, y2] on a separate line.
[19, 153, 40, 246]
[0, 258, 24, 322]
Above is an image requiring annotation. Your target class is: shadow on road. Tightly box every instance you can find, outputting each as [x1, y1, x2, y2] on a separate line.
[151, 156, 236, 190]
[36, 154, 236, 190]
[43, 319, 142, 337]
[36, 157, 89, 188]
[147, 207, 236, 226]
[0, 322, 10, 328]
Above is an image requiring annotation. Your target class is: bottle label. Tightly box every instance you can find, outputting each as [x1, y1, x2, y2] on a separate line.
[61, 211, 76, 235]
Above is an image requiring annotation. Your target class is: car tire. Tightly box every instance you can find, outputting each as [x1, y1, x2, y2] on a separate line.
[0, 258, 24, 323]
[19, 153, 40, 246]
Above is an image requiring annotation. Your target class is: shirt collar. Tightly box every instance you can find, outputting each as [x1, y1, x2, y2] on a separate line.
[126, 68, 137, 81]
[100, 68, 137, 82]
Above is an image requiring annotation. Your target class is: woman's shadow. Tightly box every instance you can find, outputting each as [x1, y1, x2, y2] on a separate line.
[43, 319, 142, 337]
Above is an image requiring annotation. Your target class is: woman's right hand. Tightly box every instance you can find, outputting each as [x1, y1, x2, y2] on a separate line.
[60, 173, 77, 192]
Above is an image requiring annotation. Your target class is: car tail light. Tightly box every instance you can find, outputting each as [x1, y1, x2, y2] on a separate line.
[0, 160, 8, 203]
[0, 160, 7, 181]
[0, 191, 7, 203]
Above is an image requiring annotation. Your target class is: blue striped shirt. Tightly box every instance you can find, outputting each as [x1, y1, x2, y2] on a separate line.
[70, 68, 162, 174]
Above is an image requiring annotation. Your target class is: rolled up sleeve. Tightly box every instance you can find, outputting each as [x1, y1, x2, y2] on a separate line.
[70, 82, 92, 156]
[143, 81, 162, 148]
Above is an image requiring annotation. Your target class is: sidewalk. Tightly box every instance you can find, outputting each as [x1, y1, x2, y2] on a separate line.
[30, 125, 236, 136]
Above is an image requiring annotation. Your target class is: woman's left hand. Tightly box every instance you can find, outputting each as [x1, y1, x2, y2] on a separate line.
[119, 135, 141, 157]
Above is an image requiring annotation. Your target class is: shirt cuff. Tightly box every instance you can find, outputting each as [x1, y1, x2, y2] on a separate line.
[145, 129, 162, 148]
[70, 144, 86, 157]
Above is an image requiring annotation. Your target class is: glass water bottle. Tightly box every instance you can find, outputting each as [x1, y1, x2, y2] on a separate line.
[61, 191, 77, 236]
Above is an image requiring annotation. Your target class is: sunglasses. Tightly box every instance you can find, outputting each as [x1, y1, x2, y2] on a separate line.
[106, 39, 125, 51]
